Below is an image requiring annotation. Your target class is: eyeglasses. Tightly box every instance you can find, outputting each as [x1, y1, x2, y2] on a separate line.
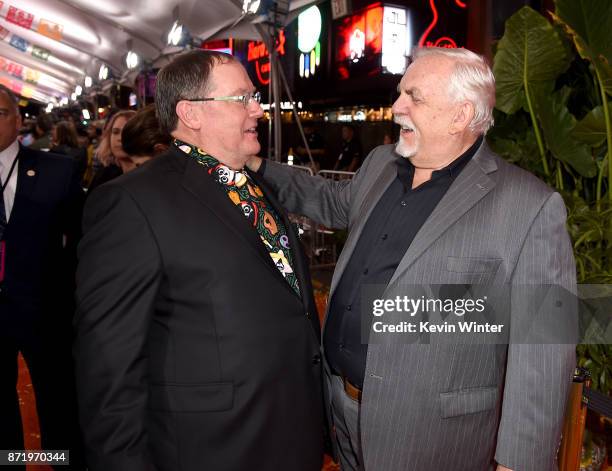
[183, 91, 261, 108]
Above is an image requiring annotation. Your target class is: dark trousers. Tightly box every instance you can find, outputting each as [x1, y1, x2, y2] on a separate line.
[0, 312, 85, 470]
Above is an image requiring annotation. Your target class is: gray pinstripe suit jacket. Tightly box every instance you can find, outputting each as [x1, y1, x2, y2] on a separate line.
[262, 141, 576, 471]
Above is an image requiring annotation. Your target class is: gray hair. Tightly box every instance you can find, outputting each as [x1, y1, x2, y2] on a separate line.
[155, 50, 238, 134]
[411, 47, 495, 134]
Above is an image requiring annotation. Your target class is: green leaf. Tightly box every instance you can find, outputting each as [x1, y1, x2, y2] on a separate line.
[588, 344, 604, 364]
[486, 137, 521, 160]
[493, 6, 572, 114]
[553, 0, 612, 97]
[532, 87, 597, 177]
[572, 103, 611, 146]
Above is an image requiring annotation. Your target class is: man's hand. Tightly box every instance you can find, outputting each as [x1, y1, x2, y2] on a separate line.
[497, 465, 513, 471]
[246, 155, 262, 172]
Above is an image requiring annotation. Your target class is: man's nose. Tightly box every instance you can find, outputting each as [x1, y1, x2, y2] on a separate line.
[391, 98, 403, 116]
[249, 101, 264, 118]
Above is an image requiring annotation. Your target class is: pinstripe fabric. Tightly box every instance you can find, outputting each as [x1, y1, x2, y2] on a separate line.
[263, 141, 576, 471]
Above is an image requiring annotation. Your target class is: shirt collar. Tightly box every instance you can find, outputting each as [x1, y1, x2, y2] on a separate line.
[173, 138, 249, 187]
[0, 139, 19, 176]
[395, 135, 483, 181]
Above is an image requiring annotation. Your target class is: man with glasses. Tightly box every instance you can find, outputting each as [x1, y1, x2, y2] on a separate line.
[75, 50, 324, 471]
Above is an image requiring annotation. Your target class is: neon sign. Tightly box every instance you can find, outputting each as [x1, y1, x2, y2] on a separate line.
[298, 6, 321, 53]
[247, 30, 286, 85]
[433, 36, 457, 48]
[335, 4, 383, 79]
[349, 29, 365, 62]
[418, 0, 465, 48]
[381, 6, 411, 75]
[333, 0, 467, 80]
[298, 5, 322, 78]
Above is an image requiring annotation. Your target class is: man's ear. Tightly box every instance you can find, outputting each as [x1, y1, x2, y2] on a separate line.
[175, 101, 201, 131]
[449, 101, 475, 134]
[15, 110, 22, 132]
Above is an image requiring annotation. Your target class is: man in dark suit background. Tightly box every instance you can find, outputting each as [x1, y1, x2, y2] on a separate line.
[74, 50, 324, 471]
[0, 85, 84, 468]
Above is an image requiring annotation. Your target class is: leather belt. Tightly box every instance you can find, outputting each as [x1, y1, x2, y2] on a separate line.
[342, 377, 362, 402]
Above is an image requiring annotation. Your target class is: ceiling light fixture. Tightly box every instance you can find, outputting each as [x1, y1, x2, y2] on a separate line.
[126, 51, 139, 69]
[98, 64, 109, 81]
[242, 0, 261, 15]
[167, 21, 184, 46]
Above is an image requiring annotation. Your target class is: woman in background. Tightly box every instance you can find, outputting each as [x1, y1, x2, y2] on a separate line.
[88, 109, 136, 193]
[121, 104, 170, 171]
[50, 120, 88, 184]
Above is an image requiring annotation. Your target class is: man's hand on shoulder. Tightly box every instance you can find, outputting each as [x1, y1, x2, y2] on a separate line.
[246, 155, 263, 172]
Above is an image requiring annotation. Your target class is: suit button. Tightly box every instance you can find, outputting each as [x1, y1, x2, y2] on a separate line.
[305, 311, 311, 319]
[346, 305, 352, 311]
[312, 354, 321, 365]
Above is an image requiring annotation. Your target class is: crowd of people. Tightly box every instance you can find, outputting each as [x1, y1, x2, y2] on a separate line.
[17, 105, 170, 194]
[1, 45, 576, 471]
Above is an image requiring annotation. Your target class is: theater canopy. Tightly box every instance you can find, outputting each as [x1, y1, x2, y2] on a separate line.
[0, 0, 317, 102]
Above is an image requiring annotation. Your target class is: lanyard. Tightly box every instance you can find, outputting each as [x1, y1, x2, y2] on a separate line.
[1, 154, 18, 193]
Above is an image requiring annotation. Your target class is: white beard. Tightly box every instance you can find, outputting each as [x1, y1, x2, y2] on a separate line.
[395, 136, 417, 158]
[394, 115, 418, 158]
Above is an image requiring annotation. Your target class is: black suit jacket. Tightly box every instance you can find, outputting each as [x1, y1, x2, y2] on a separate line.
[74, 147, 324, 471]
[0, 144, 83, 337]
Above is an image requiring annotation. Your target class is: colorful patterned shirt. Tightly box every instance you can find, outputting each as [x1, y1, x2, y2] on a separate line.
[175, 139, 300, 296]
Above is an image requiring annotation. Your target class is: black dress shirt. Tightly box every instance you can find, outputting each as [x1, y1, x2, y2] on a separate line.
[325, 137, 483, 388]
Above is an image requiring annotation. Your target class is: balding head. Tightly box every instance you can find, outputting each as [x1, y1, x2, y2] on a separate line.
[0, 85, 21, 152]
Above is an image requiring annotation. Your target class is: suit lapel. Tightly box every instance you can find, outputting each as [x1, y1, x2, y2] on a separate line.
[387, 146, 498, 288]
[6, 147, 39, 232]
[14, 146, 38, 202]
[180, 152, 298, 299]
[329, 159, 397, 296]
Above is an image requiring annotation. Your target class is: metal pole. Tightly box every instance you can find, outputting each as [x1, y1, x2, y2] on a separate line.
[270, 49, 282, 162]
[256, 24, 283, 163]
[276, 62, 314, 167]
[267, 66, 273, 160]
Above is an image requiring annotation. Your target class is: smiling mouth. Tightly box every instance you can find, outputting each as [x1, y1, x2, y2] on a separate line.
[244, 127, 257, 135]
[400, 126, 415, 134]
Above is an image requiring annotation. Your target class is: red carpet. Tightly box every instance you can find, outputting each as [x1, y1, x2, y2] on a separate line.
[17, 353, 339, 471]
[17, 353, 52, 471]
